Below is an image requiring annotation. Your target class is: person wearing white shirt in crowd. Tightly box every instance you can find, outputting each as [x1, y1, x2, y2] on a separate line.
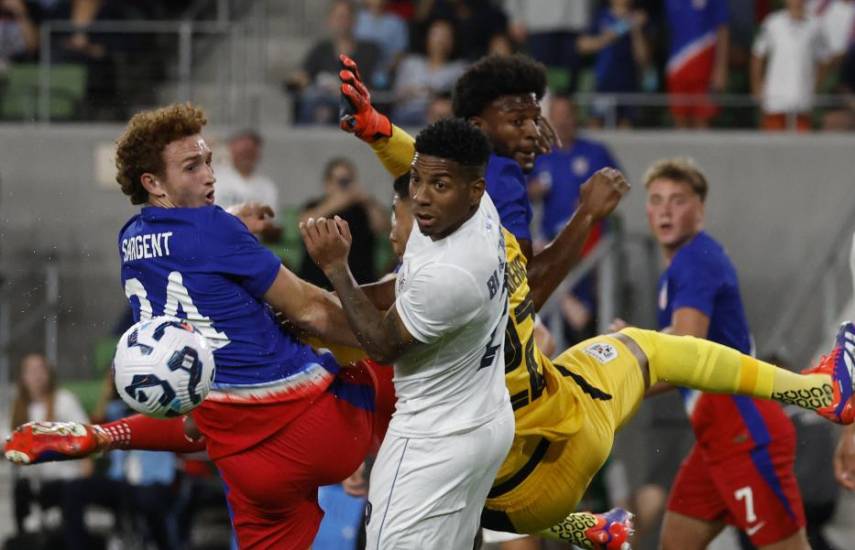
[9, 353, 91, 534]
[751, 0, 831, 131]
[214, 129, 279, 210]
[811, 0, 855, 58]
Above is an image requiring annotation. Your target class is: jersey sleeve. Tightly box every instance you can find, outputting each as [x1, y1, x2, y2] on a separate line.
[669, 251, 720, 318]
[487, 161, 533, 243]
[202, 208, 282, 298]
[395, 263, 483, 344]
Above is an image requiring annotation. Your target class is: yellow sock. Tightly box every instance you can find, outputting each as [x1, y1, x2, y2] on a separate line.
[621, 328, 833, 411]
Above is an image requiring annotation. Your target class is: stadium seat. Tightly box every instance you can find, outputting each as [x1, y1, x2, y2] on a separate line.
[0, 63, 87, 121]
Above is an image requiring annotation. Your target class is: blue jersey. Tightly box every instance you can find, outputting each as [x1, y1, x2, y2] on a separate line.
[665, 0, 729, 67]
[118, 206, 337, 390]
[485, 154, 533, 243]
[656, 231, 750, 353]
[656, 231, 796, 458]
[531, 139, 619, 241]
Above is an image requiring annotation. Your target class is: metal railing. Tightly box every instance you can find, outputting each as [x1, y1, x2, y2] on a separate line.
[539, 222, 660, 353]
[571, 92, 854, 130]
[30, 14, 267, 125]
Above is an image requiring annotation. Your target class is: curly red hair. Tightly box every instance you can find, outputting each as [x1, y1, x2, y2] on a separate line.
[115, 103, 208, 204]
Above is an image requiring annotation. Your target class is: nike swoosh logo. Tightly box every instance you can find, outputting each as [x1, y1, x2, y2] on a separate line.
[745, 522, 766, 537]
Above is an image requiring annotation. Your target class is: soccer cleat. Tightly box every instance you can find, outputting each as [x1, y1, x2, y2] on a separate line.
[4, 421, 105, 465]
[802, 321, 855, 424]
[584, 508, 634, 550]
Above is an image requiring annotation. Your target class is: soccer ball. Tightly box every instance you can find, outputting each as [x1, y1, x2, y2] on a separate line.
[113, 316, 216, 418]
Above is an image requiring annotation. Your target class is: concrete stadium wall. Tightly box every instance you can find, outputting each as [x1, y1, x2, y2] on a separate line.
[1, 125, 854, 377]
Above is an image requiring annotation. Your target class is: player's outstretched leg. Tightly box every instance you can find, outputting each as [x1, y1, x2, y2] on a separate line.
[4, 415, 204, 465]
[620, 323, 854, 424]
[537, 508, 633, 550]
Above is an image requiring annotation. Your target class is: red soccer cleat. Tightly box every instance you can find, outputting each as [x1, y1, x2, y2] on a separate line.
[584, 508, 634, 550]
[802, 321, 855, 424]
[4, 421, 104, 465]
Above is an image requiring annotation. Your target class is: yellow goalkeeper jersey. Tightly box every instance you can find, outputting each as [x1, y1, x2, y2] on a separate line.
[499, 227, 583, 441]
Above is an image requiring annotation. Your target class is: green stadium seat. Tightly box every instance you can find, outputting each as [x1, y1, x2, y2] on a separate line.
[0, 63, 87, 120]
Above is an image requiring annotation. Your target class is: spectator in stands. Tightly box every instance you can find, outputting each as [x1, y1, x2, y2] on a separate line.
[214, 129, 282, 244]
[392, 18, 466, 126]
[0, 0, 37, 67]
[577, 0, 651, 128]
[287, 0, 381, 125]
[812, 0, 855, 59]
[414, 0, 507, 61]
[9, 353, 91, 536]
[751, 0, 831, 132]
[425, 91, 453, 123]
[813, 0, 855, 130]
[504, 0, 592, 92]
[298, 157, 388, 288]
[63, 379, 180, 550]
[487, 31, 515, 57]
[664, 0, 730, 129]
[527, 95, 620, 344]
[215, 129, 278, 210]
[354, 0, 408, 89]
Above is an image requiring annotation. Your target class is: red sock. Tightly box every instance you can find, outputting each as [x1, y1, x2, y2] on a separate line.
[99, 414, 206, 453]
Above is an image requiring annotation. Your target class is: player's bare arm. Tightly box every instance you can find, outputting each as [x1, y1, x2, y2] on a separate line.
[671, 307, 711, 339]
[301, 216, 416, 363]
[359, 277, 397, 310]
[262, 264, 361, 348]
[527, 168, 629, 311]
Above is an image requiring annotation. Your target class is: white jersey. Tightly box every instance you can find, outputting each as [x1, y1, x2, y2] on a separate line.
[391, 192, 510, 437]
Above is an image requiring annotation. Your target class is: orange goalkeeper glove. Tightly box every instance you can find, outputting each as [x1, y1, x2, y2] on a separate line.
[339, 54, 392, 143]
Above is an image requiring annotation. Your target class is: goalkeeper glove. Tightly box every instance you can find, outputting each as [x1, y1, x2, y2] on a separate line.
[338, 54, 392, 142]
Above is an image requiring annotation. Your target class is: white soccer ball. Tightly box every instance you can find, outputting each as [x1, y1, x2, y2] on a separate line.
[113, 316, 216, 418]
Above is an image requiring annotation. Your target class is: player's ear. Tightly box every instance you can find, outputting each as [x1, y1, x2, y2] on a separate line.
[141, 172, 164, 197]
[469, 176, 485, 206]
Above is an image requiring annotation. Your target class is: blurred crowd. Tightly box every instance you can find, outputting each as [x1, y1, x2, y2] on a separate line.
[286, 0, 855, 131]
[1, 0, 854, 128]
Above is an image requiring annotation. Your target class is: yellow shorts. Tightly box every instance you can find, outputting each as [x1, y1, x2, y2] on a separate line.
[483, 334, 646, 533]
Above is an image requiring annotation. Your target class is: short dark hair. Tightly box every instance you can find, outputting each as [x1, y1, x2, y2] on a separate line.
[414, 118, 491, 175]
[393, 172, 410, 201]
[644, 157, 709, 202]
[452, 54, 547, 119]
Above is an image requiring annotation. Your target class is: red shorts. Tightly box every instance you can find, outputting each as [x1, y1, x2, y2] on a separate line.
[667, 440, 805, 546]
[197, 361, 396, 550]
[666, 45, 717, 122]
